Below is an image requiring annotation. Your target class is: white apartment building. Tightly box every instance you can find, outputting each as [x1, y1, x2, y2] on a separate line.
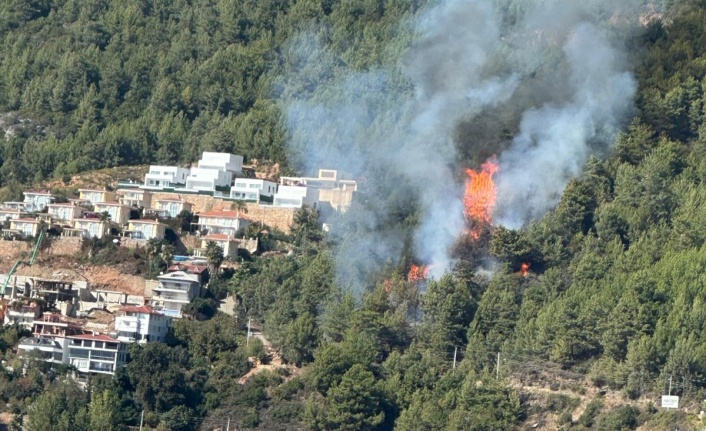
[198, 152, 243, 175]
[23, 191, 55, 212]
[152, 271, 201, 316]
[115, 306, 173, 343]
[143, 166, 190, 188]
[93, 202, 130, 225]
[185, 167, 232, 192]
[194, 210, 249, 236]
[230, 178, 277, 203]
[67, 334, 128, 375]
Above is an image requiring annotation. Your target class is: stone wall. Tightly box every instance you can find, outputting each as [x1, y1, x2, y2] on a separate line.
[150, 192, 296, 233]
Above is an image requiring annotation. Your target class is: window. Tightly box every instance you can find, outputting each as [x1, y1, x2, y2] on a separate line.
[235, 182, 246, 188]
[249, 184, 260, 189]
[89, 223, 99, 237]
[91, 350, 116, 360]
[247, 193, 257, 200]
[94, 341, 104, 349]
[70, 348, 89, 359]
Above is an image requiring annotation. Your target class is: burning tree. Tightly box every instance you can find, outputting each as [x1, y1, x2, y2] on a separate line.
[464, 158, 499, 239]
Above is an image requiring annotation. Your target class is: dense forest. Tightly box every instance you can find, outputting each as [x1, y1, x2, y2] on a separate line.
[4, 0, 706, 430]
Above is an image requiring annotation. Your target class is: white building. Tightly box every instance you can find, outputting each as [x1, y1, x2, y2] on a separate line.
[0, 208, 25, 223]
[152, 271, 201, 316]
[275, 169, 358, 212]
[67, 334, 127, 375]
[185, 167, 232, 192]
[151, 198, 193, 218]
[47, 203, 83, 222]
[143, 166, 190, 189]
[115, 306, 173, 343]
[198, 152, 243, 175]
[93, 202, 130, 225]
[4, 302, 42, 330]
[73, 219, 110, 239]
[117, 188, 152, 208]
[273, 185, 318, 208]
[230, 178, 277, 203]
[194, 210, 249, 236]
[23, 191, 55, 212]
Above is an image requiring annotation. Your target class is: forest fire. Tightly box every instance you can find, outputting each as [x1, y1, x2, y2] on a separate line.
[408, 264, 430, 282]
[464, 157, 499, 238]
[520, 262, 530, 277]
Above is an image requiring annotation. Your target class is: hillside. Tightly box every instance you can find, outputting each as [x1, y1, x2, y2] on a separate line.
[3, 0, 706, 431]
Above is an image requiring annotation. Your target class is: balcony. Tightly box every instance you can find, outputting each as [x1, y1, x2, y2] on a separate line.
[115, 316, 139, 332]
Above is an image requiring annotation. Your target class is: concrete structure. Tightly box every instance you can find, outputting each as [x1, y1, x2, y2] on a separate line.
[143, 166, 190, 188]
[166, 263, 208, 283]
[185, 167, 232, 192]
[67, 334, 127, 375]
[117, 189, 152, 208]
[93, 202, 130, 226]
[152, 198, 193, 218]
[48, 203, 83, 222]
[126, 219, 166, 240]
[152, 271, 201, 316]
[115, 306, 173, 343]
[272, 185, 318, 208]
[197, 152, 243, 175]
[276, 169, 357, 212]
[194, 210, 249, 236]
[95, 290, 145, 307]
[78, 189, 117, 204]
[4, 301, 41, 329]
[73, 219, 109, 239]
[230, 178, 277, 203]
[22, 191, 54, 211]
[8, 218, 41, 237]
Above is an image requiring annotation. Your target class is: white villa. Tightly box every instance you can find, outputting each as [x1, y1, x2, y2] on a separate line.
[115, 306, 173, 343]
[230, 178, 277, 203]
[152, 271, 202, 317]
[194, 210, 249, 236]
[143, 166, 190, 189]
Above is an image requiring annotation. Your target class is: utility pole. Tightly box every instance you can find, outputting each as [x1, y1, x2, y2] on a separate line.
[496, 352, 500, 379]
[453, 346, 457, 370]
[226, 417, 231, 431]
[246, 318, 251, 346]
[139, 410, 144, 430]
[668, 375, 673, 396]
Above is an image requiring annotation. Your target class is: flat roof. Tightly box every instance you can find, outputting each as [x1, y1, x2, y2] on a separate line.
[67, 334, 118, 342]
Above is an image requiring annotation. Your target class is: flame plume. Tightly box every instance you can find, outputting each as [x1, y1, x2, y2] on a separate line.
[464, 158, 499, 238]
[520, 262, 530, 277]
[408, 264, 430, 282]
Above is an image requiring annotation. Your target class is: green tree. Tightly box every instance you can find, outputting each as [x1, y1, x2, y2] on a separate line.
[89, 390, 125, 431]
[305, 364, 385, 431]
[205, 240, 225, 274]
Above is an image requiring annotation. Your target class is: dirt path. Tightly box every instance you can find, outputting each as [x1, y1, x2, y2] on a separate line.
[237, 330, 299, 384]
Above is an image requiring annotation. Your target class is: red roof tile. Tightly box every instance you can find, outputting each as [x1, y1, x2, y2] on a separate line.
[167, 264, 207, 274]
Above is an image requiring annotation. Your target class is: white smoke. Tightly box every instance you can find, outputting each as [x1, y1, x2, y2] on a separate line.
[494, 22, 636, 227]
[278, 0, 639, 289]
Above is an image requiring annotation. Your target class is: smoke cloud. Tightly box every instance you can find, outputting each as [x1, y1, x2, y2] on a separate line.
[277, 0, 639, 289]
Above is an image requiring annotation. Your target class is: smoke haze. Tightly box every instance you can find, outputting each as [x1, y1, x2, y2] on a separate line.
[277, 0, 640, 289]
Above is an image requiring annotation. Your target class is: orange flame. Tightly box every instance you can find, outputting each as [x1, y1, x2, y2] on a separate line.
[408, 264, 430, 282]
[464, 157, 499, 238]
[520, 262, 530, 277]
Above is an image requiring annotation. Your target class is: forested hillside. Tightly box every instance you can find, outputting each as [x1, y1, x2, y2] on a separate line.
[4, 0, 706, 430]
